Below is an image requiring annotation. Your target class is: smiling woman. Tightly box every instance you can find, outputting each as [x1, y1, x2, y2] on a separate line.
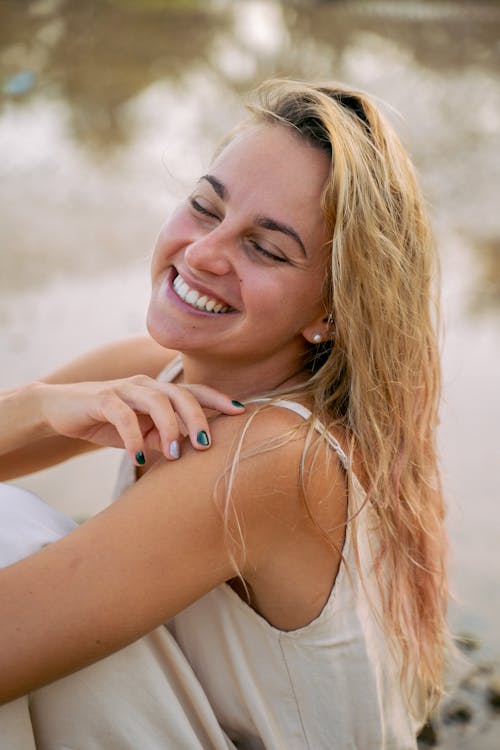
[0, 79, 449, 750]
[146, 123, 331, 384]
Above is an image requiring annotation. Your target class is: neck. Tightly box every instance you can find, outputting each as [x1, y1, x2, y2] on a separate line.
[179, 352, 308, 400]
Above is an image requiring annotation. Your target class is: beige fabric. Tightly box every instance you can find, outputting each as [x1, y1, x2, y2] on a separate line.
[0, 485, 235, 750]
[0, 697, 37, 750]
[0, 359, 425, 748]
[154, 358, 424, 748]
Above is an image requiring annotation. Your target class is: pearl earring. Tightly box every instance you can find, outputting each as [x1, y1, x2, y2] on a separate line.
[312, 333, 322, 343]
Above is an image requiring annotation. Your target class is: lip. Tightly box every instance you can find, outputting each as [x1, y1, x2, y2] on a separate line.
[165, 267, 238, 316]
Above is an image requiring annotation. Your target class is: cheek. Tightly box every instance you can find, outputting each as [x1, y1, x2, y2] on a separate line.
[242, 274, 318, 333]
[241, 275, 287, 311]
[151, 211, 190, 273]
[275, 275, 324, 329]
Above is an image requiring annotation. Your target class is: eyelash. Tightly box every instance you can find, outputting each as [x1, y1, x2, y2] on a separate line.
[190, 197, 216, 219]
[189, 197, 288, 264]
[247, 241, 287, 263]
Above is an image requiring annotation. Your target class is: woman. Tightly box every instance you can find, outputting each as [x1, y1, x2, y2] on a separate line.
[0, 80, 448, 749]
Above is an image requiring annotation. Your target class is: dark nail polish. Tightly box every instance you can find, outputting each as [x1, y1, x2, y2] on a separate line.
[135, 451, 146, 465]
[197, 430, 210, 447]
[231, 400, 244, 408]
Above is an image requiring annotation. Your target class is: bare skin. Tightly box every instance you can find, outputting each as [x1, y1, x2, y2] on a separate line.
[0, 124, 348, 705]
[0, 336, 175, 481]
[0, 336, 347, 704]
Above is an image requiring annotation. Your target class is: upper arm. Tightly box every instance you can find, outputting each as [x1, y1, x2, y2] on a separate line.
[41, 335, 174, 384]
[0, 407, 344, 703]
[0, 424, 234, 702]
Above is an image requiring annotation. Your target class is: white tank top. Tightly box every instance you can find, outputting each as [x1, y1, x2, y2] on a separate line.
[113, 357, 425, 749]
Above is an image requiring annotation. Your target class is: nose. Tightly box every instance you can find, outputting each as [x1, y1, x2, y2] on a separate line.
[184, 229, 233, 277]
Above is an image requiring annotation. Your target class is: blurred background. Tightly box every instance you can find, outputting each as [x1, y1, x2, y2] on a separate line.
[1, 0, 499, 744]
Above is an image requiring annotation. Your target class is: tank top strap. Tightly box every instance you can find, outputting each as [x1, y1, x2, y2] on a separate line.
[156, 354, 183, 383]
[154, 360, 351, 474]
[247, 397, 350, 471]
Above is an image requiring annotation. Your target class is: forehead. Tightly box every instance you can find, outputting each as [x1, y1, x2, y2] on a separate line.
[210, 123, 329, 215]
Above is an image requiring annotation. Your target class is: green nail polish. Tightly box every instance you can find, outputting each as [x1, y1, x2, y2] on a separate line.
[135, 451, 146, 465]
[197, 430, 210, 447]
[231, 400, 244, 408]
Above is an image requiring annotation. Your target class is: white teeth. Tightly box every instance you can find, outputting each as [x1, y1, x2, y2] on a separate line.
[172, 273, 232, 314]
[177, 282, 189, 299]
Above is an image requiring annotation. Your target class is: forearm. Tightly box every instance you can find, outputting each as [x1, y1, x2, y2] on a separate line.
[0, 436, 96, 482]
[0, 384, 96, 481]
[0, 369, 244, 482]
[0, 383, 49, 455]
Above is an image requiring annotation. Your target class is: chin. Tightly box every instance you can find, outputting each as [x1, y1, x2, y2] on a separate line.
[146, 303, 171, 349]
[146, 305, 194, 355]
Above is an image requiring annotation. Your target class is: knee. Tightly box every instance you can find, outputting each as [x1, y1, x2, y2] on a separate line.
[0, 484, 76, 567]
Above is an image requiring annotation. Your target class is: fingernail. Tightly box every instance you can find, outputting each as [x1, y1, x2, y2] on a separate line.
[169, 440, 180, 460]
[135, 451, 146, 466]
[196, 430, 210, 447]
[231, 400, 244, 408]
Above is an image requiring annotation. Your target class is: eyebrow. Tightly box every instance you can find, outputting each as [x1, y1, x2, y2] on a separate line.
[255, 216, 306, 257]
[200, 174, 307, 257]
[201, 174, 227, 200]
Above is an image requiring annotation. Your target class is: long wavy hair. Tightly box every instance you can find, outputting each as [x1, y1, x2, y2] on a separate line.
[219, 79, 449, 713]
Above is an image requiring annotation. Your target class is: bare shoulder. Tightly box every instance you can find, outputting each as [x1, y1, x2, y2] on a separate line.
[216, 400, 347, 488]
[42, 335, 176, 384]
[205, 403, 349, 630]
[135, 402, 348, 631]
[205, 401, 347, 534]
[0, 403, 348, 702]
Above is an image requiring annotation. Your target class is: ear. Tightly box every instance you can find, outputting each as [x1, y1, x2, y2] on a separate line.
[301, 312, 335, 345]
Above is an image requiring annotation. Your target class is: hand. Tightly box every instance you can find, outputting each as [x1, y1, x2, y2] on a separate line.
[35, 376, 245, 465]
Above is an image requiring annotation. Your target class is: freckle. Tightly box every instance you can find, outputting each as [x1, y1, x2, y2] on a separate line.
[95, 639, 102, 645]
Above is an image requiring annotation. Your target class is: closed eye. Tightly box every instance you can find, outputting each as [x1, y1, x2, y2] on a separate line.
[248, 241, 288, 263]
[190, 197, 219, 220]
[190, 196, 288, 264]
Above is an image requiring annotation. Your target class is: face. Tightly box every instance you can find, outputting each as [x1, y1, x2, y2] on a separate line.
[147, 123, 331, 378]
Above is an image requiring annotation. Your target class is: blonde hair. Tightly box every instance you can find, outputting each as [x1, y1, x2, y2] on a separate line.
[223, 79, 449, 711]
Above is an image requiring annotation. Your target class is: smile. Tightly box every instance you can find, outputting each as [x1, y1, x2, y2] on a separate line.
[172, 273, 234, 314]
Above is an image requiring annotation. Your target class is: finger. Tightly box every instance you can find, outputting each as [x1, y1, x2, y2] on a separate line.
[152, 387, 213, 453]
[137, 416, 162, 453]
[168, 383, 246, 416]
[114, 378, 246, 457]
[144, 395, 184, 460]
[141, 424, 163, 454]
[161, 384, 246, 452]
[129, 377, 245, 416]
[98, 394, 146, 466]
[116, 386, 185, 461]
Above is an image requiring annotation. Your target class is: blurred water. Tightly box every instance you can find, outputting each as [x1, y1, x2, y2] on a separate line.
[1, 0, 500, 666]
